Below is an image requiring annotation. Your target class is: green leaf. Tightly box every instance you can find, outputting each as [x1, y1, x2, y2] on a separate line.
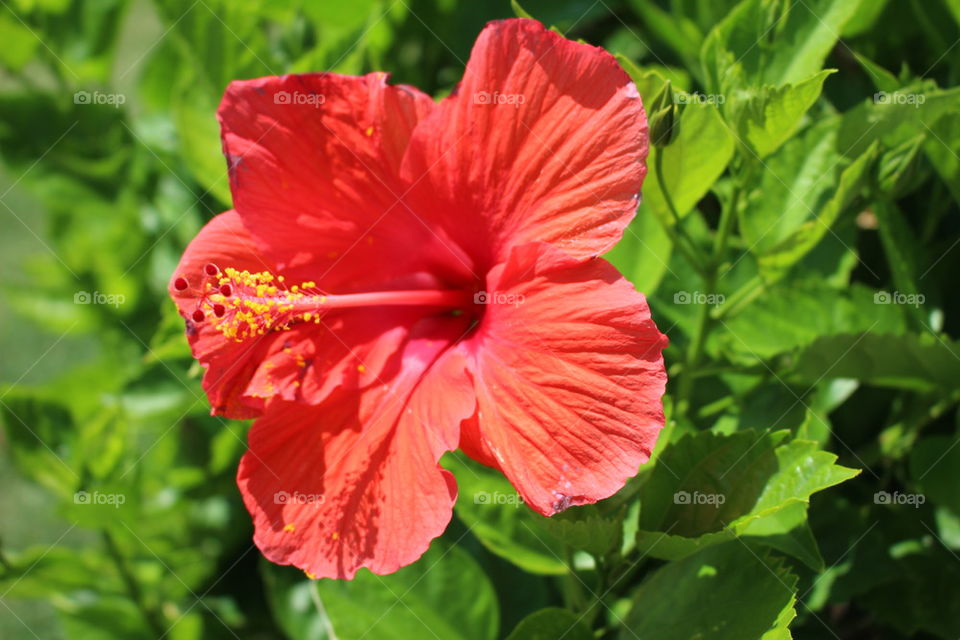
[0, 547, 119, 599]
[871, 200, 924, 320]
[755, 139, 878, 278]
[838, 84, 960, 159]
[56, 596, 155, 640]
[739, 117, 843, 253]
[702, 0, 863, 88]
[910, 435, 960, 515]
[626, 0, 703, 72]
[444, 454, 567, 575]
[0, 12, 39, 70]
[923, 112, 960, 205]
[621, 542, 798, 640]
[841, 0, 889, 36]
[636, 430, 858, 569]
[730, 69, 834, 159]
[717, 281, 907, 360]
[313, 542, 499, 640]
[537, 504, 624, 557]
[604, 207, 672, 295]
[505, 608, 592, 640]
[790, 332, 960, 393]
[0, 392, 78, 496]
[649, 102, 734, 216]
[852, 51, 900, 92]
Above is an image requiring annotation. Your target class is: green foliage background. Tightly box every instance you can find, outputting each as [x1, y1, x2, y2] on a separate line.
[1, 0, 959, 638]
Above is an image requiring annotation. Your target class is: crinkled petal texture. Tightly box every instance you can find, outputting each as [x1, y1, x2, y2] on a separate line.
[403, 18, 648, 269]
[238, 318, 475, 579]
[218, 71, 473, 289]
[456, 243, 668, 516]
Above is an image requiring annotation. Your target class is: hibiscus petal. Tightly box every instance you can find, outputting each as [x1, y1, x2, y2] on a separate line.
[402, 18, 648, 268]
[238, 318, 475, 579]
[458, 243, 668, 515]
[169, 210, 287, 418]
[169, 211, 434, 415]
[218, 72, 469, 289]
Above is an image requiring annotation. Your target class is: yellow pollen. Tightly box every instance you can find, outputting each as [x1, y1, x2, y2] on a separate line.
[305, 570, 317, 580]
[196, 267, 329, 342]
[365, 126, 374, 136]
[357, 364, 366, 373]
[331, 532, 340, 541]
[283, 523, 296, 532]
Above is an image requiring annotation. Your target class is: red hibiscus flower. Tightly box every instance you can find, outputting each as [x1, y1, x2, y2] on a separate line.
[169, 18, 667, 579]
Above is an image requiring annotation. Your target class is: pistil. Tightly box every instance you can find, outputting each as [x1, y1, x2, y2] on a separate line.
[178, 265, 473, 341]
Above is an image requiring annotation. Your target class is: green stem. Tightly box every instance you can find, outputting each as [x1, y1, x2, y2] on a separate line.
[677, 271, 716, 415]
[102, 531, 166, 637]
[712, 186, 739, 259]
[655, 151, 707, 276]
[676, 172, 744, 416]
[712, 275, 766, 320]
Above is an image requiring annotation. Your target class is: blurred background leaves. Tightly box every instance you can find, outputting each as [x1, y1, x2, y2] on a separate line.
[1, 0, 959, 638]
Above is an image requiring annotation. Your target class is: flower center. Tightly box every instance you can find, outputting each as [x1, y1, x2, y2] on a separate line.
[176, 264, 475, 341]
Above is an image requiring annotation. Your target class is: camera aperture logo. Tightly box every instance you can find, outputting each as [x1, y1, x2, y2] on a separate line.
[75, 291, 125, 307]
[73, 90, 126, 108]
[673, 291, 724, 307]
[874, 290, 924, 308]
[473, 91, 525, 108]
[74, 491, 126, 508]
[473, 490, 524, 507]
[674, 91, 725, 105]
[874, 490, 925, 508]
[274, 91, 325, 108]
[874, 91, 926, 108]
[474, 291, 525, 306]
[673, 490, 726, 507]
[274, 490, 325, 505]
